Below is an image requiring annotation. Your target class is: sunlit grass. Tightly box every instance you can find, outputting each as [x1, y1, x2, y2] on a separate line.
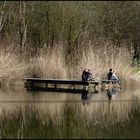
[0, 51, 26, 87]
[66, 40, 140, 85]
[0, 40, 140, 87]
[25, 45, 67, 79]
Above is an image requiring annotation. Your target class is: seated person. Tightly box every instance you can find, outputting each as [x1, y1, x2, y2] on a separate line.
[111, 70, 119, 81]
[82, 69, 94, 81]
[107, 68, 113, 80]
[107, 68, 121, 84]
[111, 70, 121, 84]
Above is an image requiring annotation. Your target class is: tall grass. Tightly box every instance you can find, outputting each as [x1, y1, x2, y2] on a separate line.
[65, 40, 140, 85]
[0, 40, 140, 87]
[0, 102, 140, 139]
[0, 50, 26, 87]
[25, 45, 67, 79]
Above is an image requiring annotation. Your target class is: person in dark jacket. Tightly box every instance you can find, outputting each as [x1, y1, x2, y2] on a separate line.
[82, 68, 94, 81]
[107, 68, 121, 84]
[107, 68, 113, 80]
[82, 69, 88, 81]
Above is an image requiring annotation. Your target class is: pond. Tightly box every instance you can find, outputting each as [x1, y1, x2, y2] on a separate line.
[0, 86, 140, 139]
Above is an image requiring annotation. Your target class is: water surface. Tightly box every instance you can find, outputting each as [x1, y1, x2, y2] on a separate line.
[0, 86, 140, 139]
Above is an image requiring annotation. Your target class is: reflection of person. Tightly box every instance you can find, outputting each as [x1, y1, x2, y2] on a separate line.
[81, 92, 92, 106]
[81, 92, 89, 106]
[107, 89, 112, 100]
[81, 92, 88, 100]
[111, 88, 119, 95]
[107, 88, 119, 101]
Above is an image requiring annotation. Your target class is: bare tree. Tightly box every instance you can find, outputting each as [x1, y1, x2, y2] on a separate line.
[0, 1, 14, 32]
[19, 1, 34, 54]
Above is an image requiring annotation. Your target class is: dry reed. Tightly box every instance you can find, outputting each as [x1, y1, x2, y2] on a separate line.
[0, 50, 26, 87]
[67, 40, 140, 85]
[0, 40, 140, 87]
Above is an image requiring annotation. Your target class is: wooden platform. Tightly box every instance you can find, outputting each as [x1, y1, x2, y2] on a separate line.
[23, 78, 121, 93]
[23, 78, 99, 93]
[101, 79, 121, 84]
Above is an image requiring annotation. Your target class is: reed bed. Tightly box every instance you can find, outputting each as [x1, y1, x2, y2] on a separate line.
[0, 41, 140, 87]
[0, 51, 26, 87]
[25, 45, 67, 79]
[63, 40, 140, 85]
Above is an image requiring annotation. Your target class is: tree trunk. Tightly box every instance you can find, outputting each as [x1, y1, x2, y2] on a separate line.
[19, 1, 27, 54]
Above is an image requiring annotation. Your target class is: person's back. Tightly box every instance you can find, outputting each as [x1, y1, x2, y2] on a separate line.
[82, 69, 94, 81]
[82, 69, 88, 81]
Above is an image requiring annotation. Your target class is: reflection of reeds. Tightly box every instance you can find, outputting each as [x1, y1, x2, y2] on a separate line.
[0, 102, 140, 139]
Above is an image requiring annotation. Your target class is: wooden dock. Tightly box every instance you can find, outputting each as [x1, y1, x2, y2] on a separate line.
[23, 78, 99, 93]
[23, 78, 121, 93]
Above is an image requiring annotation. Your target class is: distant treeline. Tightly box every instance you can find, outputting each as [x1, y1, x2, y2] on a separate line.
[0, 1, 140, 65]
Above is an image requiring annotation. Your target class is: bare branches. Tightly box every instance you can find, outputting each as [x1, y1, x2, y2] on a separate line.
[0, 1, 15, 32]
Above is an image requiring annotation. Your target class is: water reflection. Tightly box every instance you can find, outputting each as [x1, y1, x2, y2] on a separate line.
[0, 87, 140, 122]
[0, 87, 140, 139]
[81, 92, 91, 105]
[81, 91, 99, 105]
[81, 85, 121, 105]
[107, 87, 120, 101]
